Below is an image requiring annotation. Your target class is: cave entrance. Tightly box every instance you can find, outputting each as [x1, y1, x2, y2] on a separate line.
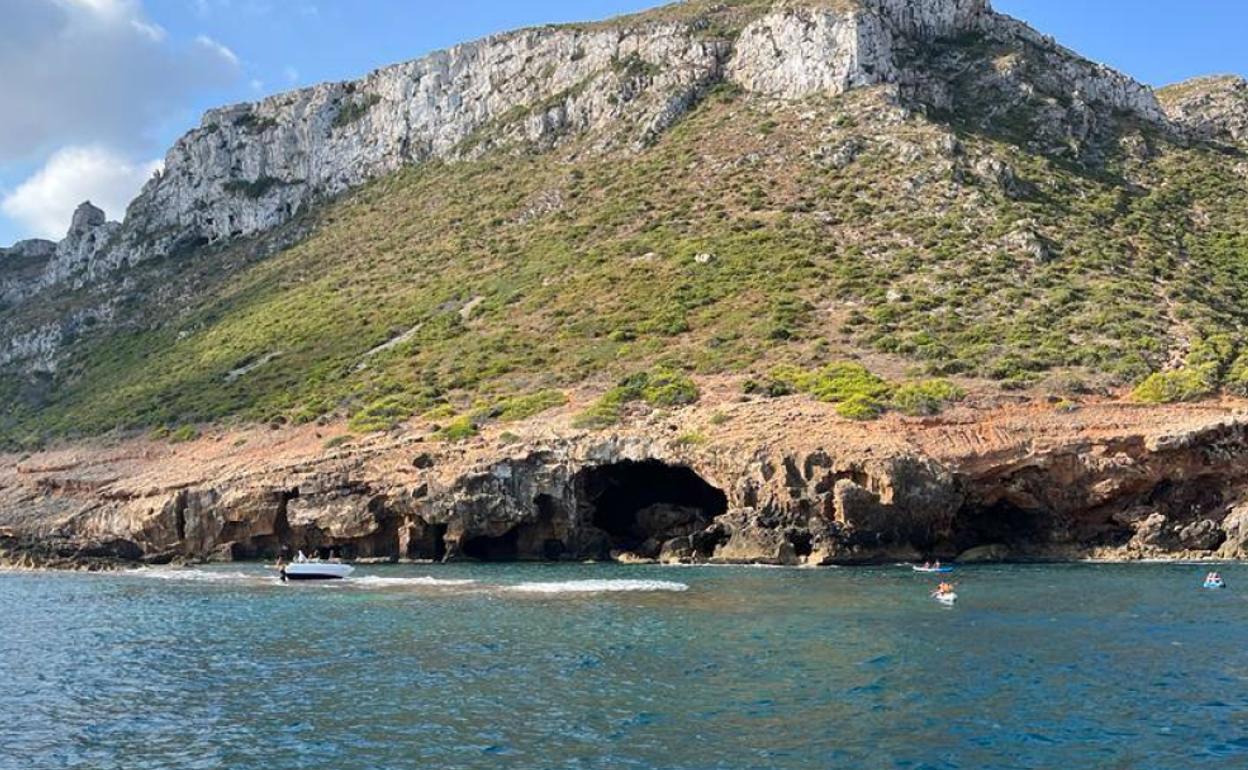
[462, 528, 520, 561]
[405, 522, 448, 562]
[577, 460, 728, 556]
[953, 500, 1050, 551]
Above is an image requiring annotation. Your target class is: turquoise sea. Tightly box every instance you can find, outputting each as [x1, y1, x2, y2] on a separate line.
[3, 562, 1248, 769]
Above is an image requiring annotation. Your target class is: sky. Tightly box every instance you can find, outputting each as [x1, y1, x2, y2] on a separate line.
[1, 0, 1246, 246]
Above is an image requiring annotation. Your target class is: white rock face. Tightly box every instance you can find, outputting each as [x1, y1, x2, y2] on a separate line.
[729, 7, 897, 99]
[983, 16, 1166, 124]
[865, 0, 989, 39]
[107, 24, 728, 278]
[0, 0, 1186, 302]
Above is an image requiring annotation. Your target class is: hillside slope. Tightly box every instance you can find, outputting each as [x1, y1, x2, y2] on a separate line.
[2, 0, 1248, 448]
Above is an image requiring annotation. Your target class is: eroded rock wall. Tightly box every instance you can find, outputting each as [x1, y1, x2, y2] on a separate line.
[6, 403, 1248, 569]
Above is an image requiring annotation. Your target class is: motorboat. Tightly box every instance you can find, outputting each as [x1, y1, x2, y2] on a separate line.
[1203, 575, 1226, 590]
[279, 551, 355, 581]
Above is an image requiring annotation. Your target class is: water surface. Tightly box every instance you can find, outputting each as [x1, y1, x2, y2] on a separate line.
[4, 562, 1247, 769]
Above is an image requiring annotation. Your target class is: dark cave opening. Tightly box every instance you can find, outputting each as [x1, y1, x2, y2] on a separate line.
[576, 460, 728, 555]
[461, 528, 520, 561]
[954, 500, 1051, 551]
[406, 522, 448, 561]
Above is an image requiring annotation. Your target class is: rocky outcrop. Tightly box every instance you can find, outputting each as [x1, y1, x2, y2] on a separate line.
[729, 7, 899, 99]
[5, 400, 1248, 569]
[1160, 75, 1248, 144]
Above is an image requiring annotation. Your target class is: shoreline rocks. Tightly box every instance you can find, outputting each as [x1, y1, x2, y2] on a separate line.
[4, 399, 1248, 570]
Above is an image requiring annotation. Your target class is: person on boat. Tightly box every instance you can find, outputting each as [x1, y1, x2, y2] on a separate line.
[934, 560, 942, 569]
[922, 561, 931, 570]
[932, 582, 955, 596]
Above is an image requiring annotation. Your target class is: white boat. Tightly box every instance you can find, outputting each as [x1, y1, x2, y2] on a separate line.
[913, 565, 955, 574]
[933, 591, 958, 606]
[1203, 578, 1226, 590]
[280, 552, 355, 581]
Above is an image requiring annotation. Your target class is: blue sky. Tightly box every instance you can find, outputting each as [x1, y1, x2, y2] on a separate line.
[1, 0, 1245, 246]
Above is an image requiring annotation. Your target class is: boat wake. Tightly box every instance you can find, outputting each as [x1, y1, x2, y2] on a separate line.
[124, 570, 687, 594]
[505, 579, 689, 594]
[351, 576, 477, 587]
[127, 568, 264, 583]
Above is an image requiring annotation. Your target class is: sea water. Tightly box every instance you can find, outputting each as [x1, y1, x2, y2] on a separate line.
[3, 563, 1247, 769]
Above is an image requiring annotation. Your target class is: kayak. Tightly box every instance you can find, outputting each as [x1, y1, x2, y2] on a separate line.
[913, 566, 955, 574]
[933, 591, 958, 605]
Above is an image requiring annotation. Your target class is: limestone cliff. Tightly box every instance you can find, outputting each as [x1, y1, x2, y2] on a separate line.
[4, 0, 1174, 297]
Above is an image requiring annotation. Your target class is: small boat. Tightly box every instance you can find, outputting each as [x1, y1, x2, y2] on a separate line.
[280, 552, 355, 582]
[913, 565, 955, 574]
[1203, 577, 1226, 590]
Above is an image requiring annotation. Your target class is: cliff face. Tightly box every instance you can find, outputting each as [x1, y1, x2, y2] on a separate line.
[1160, 75, 1248, 143]
[4, 0, 1175, 298]
[5, 398, 1248, 569]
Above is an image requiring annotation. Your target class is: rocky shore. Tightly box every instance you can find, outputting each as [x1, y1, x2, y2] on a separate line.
[5, 392, 1248, 571]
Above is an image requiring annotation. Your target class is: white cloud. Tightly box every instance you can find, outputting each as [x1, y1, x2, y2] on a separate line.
[1, 146, 162, 239]
[0, 0, 241, 163]
[195, 35, 240, 67]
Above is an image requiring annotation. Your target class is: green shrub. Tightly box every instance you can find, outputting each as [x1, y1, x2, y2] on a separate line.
[323, 435, 350, 449]
[490, 390, 567, 422]
[438, 416, 478, 442]
[641, 369, 699, 407]
[333, 94, 381, 128]
[574, 368, 699, 429]
[573, 389, 629, 429]
[422, 404, 457, 420]
[1227, 353, 1248, 397]
[773, 362, 892, 403]
[891, 379, 966, 416]
[169, 425, 200, 443]
[674, 431, 708, 446]
[836, 394, 885, 421]
[1131, 367, 1216, 404]
[349, 394, 421, 433]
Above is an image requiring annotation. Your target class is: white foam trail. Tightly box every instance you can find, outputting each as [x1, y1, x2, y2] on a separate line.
[351, 576, 477, 587]
[506, 579, 688, 594]
[127, 568, 263, 583]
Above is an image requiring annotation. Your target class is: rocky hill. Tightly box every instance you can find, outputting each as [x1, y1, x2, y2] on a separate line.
[3, 0, 1248, 566]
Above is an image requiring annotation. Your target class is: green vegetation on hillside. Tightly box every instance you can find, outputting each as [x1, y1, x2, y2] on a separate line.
[3, 55, 1248, 446]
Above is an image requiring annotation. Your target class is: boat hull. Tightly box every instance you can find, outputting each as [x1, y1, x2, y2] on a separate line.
[282, 563, 355, 581]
